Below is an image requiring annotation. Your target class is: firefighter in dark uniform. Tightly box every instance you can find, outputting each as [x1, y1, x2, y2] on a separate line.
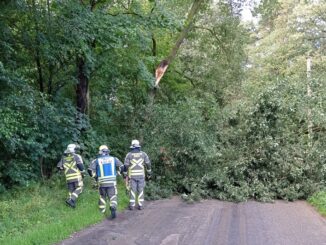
[57, 144, 85, 208]
[124, 140, 151, 210]
[88, 145, 123, 219]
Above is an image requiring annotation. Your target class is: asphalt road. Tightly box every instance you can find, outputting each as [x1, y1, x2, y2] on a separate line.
[59, 197, 326, 245]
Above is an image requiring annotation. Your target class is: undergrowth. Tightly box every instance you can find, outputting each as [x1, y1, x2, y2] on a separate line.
[0, 175, 129, 245]
[308, 190, 326, 216]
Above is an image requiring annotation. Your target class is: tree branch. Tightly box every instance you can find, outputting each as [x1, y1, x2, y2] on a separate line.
[150, 0, 157, 13]
[107, 11, 142, 17]
[154, 0, 205, 87]
[90, 0, 97, 11]
[152, 34, 157, 57]
[175, 70, 196, 87]
[193, 25, 226, 54]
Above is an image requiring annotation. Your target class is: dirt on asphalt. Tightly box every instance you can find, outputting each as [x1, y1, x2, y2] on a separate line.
[59, 197, 326, 245]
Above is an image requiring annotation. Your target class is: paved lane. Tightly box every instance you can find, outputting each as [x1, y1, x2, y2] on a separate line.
[59, 197, 326, 245]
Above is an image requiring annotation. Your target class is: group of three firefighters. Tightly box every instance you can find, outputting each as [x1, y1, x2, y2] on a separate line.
[57, 139, 151, 219]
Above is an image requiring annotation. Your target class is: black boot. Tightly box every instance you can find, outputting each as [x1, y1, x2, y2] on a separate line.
[110, 207, 116, 219]
[70, 199, 76, 208]
[66, 198, 76, 208]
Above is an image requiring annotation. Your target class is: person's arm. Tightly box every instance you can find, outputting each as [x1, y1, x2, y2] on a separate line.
[57, 158, 64, 171]
[115, 158, 124, 176]
[123, 154, 130, 177]
[122, 156, 130, 193]
[74, 154, 85, 175]
[88, 159, 97, 178]
[143, 152, 152, 177]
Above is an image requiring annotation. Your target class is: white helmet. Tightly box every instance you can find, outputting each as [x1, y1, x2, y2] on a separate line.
[130, 139, 141, 149]
[99, 145, 109, 154]
[66, 144, 77, 153]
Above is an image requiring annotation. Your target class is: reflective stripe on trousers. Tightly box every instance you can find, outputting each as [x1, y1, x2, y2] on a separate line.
[67, 180, 83, 201]
[98, 186, 117, 213]
[129, 178, 145, 207]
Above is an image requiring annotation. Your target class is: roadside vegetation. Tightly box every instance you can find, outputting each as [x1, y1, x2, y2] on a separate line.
[0, 177, 129, 245]
[308, 191, 326, 217]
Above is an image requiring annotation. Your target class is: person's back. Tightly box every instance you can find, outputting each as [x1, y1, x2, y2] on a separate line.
[61, 152, 83, 183]
[124, 140, 151, 210]
[57, 144, 85, 208]
[125, 149, 150, 180]
[96, 154, 118, 187]
[88, 145, 123, 219]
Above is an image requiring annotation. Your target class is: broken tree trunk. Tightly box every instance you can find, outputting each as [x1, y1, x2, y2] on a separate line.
[154, 0, 204, 88]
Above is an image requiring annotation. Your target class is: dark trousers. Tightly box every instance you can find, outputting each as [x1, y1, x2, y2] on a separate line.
[98, 186, 117, 213]
[67, 180, 83, 201]
[129, 178, 145, 207]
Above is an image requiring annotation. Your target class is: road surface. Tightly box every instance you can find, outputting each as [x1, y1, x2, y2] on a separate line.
[59, 197, 326, 245]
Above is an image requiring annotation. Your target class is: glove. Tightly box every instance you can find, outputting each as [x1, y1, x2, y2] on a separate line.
[122, 172, 128, 179]
[87, 169, 93, 177]
[147, 169, 152, 179]
[125, 182, 130, 195]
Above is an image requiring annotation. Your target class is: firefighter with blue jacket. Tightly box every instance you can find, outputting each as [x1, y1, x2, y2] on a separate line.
[57, 144, 85, 208]
[88, 145, 123, 219]
[124, 140, 151, 210]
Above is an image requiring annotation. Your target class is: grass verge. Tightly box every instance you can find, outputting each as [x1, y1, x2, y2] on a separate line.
[0, 175, 129, 245]
[308, 190, 326, 216]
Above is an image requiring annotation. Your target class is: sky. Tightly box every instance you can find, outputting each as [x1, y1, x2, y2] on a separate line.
[241, 7, 254, 21]
[240, 0, 261, 24]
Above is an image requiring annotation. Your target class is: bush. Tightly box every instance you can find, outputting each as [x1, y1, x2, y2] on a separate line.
[141, 81, 326, 202]
[0, 62, 96, 191]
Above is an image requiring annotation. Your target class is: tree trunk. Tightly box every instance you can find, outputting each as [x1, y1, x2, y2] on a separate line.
[39, 156, 45, 181]
[307, 56, 313, 147]
[76, 57, 89, 114]
[152, 34, 157, 57]
[35, 51, 44, 93]
[32, 0, 44, 93]
[75, 1, 97, 116]
[153, 0, 204, 88]
[145, 0, 204, 123]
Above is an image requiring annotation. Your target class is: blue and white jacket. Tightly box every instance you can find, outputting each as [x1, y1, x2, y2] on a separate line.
[88, 154, 123, 187]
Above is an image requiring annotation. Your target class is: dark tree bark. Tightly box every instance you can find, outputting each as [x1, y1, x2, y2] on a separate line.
[75, 1, 97, 116]
[32, 0, 45, 93]
[35, 51, 44, 93]
[76, 57, 89, 114]
[152, 34, 157, 57]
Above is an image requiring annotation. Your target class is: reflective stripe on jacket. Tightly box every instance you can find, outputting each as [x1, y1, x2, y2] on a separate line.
[128, 157, 145, 177]
[63, 154, 82, 182]
[96, 156, 117, 186]
[124, 151, 151, 178]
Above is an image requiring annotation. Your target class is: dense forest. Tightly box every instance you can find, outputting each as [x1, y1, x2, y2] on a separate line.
[0, 0, 325, 202]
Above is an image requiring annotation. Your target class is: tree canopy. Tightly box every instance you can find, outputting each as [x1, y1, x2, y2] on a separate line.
[0, 0, 325, 201]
